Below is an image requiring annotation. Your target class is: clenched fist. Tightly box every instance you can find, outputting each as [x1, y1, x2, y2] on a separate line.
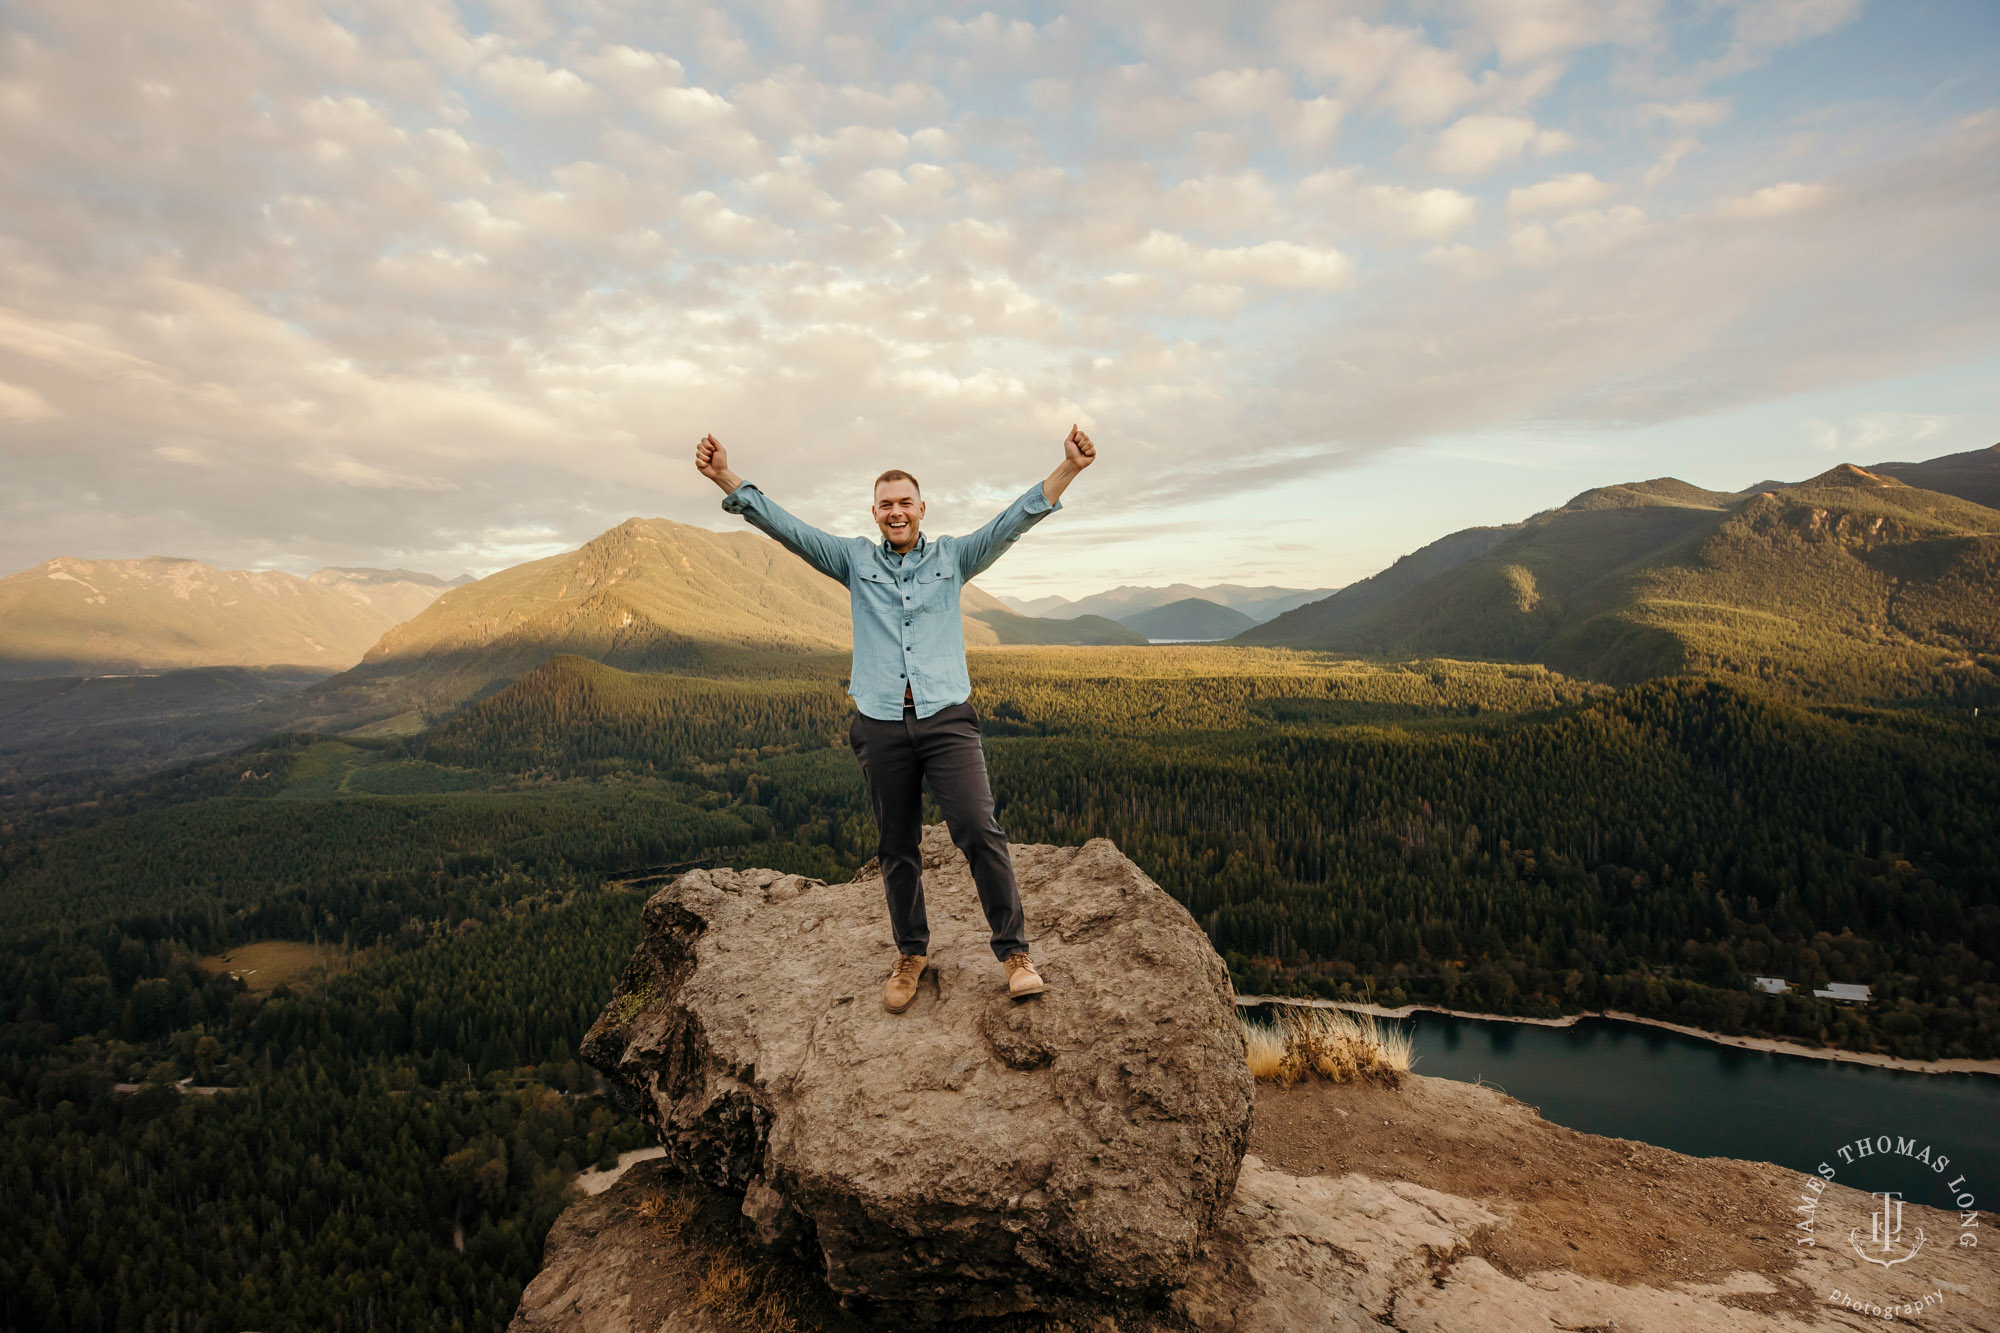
[1065, 425, 1097, 468]
[695, 433, 728, 481]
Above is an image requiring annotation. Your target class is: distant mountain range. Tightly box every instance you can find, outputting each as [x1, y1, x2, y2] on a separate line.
[1117, 597, 1259, 641]
[6, 441, 1993, 749]
[0, 558, 467, 678]
[998, 583, 1337, 624]
[321, 516, 1140, 722]
[1241, 445, 2000, 702]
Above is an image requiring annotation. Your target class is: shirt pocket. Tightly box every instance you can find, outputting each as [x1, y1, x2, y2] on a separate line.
[912, 564, 954, 613]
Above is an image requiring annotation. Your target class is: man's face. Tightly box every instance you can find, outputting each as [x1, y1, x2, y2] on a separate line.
[873, 479, 925, 552]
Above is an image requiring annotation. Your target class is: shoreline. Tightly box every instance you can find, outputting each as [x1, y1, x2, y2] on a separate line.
[1233, 994, 2000, 1078]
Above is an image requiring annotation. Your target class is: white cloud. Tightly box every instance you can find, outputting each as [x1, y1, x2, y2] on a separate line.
[1507, 171, 1614, 217]
[1278, 95, 1345, 150]
[1717, 182, 1826, 218]
[1636, 98, 1731, 130]
[1159, 172, 1282, 236]
[0, 379, 55, 420]
[478, 55, 599, 115]
[643, 84, 767, 171]
[678, 190, 792, 254]
[1804, 411, 1960, 457]
[1453, 0, 1663, 64]
[793, 123, 910, 163]
[1428, 113, 1575, 174]
[1134, 231, 1354, 290]
[1278, 14, 1481, 125]
[1642, 136, 1700, 187]
[1189, 67, 1290, 118]
[1298, 170, 1479, 241]
[1651, 0, 1865, 91]
[575, 44, 685, 99]
[0, 0, 1994, 589]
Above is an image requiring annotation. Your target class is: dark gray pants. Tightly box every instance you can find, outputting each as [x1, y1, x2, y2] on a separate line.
[847, 700, 1030, 961]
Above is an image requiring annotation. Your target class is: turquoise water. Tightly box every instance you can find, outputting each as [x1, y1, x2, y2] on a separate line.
[1241, 1005, 2000, 1210]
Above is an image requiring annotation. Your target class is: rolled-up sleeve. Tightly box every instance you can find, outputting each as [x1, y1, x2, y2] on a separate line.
[953, 480, 1062, 580]
[721, 482, 854, 584]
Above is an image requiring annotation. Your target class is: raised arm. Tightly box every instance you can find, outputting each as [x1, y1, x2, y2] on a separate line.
[1040, 424, 1096, 505]
[696, 434, 853, 584]
[955, 426, 1097, 580]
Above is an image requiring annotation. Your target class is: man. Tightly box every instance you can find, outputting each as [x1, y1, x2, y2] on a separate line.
[695, 428, 1096, 1013]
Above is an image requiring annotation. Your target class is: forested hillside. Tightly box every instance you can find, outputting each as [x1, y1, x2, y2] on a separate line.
[0, 889, 652, 1331]
[1242, 465, 2000, 705]
[4, 645, 1995, 1330]
[294, 513, 1141, 733]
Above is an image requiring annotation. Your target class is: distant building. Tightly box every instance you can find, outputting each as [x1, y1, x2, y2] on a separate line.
[1813, 982, 1872, 1003]
[1753, 977, 1790, 994]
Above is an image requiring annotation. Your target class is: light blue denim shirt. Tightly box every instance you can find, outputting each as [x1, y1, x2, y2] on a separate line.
[720, 478, 1062, 720]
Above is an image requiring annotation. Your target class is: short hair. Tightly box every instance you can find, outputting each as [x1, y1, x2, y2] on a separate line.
[874, 469, 921, 499]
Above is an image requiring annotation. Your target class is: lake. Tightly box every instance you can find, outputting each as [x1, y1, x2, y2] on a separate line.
[1241, 1003, 2000, 1210]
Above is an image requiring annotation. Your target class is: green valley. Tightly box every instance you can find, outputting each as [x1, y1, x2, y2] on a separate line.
[4, 453, 1997, 1332]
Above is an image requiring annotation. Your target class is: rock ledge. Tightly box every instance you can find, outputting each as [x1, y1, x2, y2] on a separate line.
[579, 825, 1254, 1322]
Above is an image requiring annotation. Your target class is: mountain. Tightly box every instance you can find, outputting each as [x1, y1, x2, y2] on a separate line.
[1869, 442, 2000, 509]
[317, 516, 1143, 721]
[960, 586, 1146, 645]
[997, 592, 1078, 617]
[1720, 444, 1999, 508]
[308, 567, 472, 624]
[1237, 524, 1522, 645]
[1000, 583, 1338, 623]
[0, 557, 457, 678]
[1242, 466, 2000, 703]
[1118, 597, 1258, 641]
[1238, 478, 1736, 657]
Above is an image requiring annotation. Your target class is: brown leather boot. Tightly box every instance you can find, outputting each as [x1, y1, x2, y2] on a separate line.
[1003, 953, 1045, 999]
[883, 953, 927, 1013]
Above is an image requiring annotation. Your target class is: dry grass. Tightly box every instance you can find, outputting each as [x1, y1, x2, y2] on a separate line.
[196, 940, 355, 994]
[634, 1185, 698, 1237]
[692, 1252, 812, 1333]
[631, 1180, 818, 1333]
[1241, 1006, 1413, 1088]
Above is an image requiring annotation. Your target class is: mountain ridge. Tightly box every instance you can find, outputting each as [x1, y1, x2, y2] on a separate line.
[1119, 597, 1259, 641]
[1241, 458, 2000, 703]
[0, 556, 461, 679]
[323, 514, 1140, 720]
[1002, 582, 1338, 623]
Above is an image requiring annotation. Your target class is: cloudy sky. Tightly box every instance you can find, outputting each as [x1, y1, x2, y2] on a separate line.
[2, 0, 1997, 601]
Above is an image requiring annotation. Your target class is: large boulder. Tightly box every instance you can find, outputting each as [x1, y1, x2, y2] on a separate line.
[580, 824, 1254, 1322]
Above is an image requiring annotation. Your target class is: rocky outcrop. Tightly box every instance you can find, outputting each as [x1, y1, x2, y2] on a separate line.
[579, 825, 1254, 1323]
[516, 1083, 2000, 1333]
[523, 833, 2000, 1331]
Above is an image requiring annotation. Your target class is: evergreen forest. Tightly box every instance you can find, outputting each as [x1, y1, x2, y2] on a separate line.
[2, 645, 1996, 1331]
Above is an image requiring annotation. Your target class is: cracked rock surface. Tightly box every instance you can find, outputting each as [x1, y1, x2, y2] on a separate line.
[579, 825, 1254, 1323]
